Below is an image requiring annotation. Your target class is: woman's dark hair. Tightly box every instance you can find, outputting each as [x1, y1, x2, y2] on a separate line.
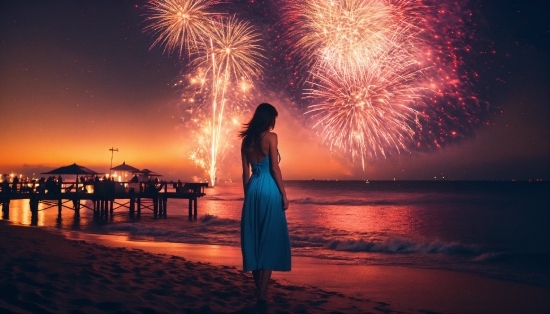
[239, 103, 278, 151]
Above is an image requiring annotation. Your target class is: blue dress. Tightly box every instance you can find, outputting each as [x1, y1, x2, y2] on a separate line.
[241, 155, 291, 272]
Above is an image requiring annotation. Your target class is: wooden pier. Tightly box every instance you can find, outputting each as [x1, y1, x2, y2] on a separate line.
[0, 180, 208, 224]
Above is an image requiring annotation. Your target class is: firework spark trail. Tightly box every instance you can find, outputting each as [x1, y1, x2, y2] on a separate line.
[305, 48, 425, 168]
[282, 0, 423, 77]
[281, 0, 481, 166]
[411, 0, 486, 149]
[195, 17, 265, 81]
[145, 1, 264, 186]
[195, 17, 264, 185]
[283, 0, 429, 166]
[143, 0, 219, 58]
[181, 68, 256, 180]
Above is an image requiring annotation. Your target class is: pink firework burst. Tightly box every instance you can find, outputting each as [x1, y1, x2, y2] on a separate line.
[280, 0, 487, 165]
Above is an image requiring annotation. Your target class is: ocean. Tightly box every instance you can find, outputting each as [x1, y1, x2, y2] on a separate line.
[4, 180, 549, 287]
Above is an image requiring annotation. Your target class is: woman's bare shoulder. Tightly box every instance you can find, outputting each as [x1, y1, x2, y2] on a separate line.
[264, 131, 278, 140]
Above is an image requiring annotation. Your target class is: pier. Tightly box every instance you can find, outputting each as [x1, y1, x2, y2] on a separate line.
[0, 180, 208, 224]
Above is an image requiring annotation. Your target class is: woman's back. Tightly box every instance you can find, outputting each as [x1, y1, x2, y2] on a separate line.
[242, 131, 271, 163]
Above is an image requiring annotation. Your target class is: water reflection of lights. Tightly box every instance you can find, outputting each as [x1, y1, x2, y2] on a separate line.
[36, 202, 45, 226]
[3, 197, 129, 229]
[5, 200, 48, 227]
[289, 203, 419, 237]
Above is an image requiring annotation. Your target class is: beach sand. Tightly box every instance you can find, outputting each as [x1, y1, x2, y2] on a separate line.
[2, 221, 549, 313]
[0, 221, 392, 313]
[63, 231, 550, 314]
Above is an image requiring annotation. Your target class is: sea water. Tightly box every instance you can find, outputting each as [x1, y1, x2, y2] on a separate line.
[4, 181, 549, 287]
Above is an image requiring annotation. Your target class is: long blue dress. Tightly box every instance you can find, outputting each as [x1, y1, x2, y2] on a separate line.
[241, 155, 291, 272]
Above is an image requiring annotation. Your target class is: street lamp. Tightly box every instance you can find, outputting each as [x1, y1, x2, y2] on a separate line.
[109, 147, 118, 177]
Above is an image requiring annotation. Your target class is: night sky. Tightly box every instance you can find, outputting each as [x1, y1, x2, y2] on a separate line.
[1, 0, 548, 181]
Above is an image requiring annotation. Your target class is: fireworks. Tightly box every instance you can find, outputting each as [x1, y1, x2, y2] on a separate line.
[180, 68, 257, 183]
[305, 49, 425, 167]
[143, 0, 485, 175]
[195, 16, 264, 81]
[283, 0, 422, 77]
[197, 17, 264, 185]
[143, 0, 219, 58]
[144, 1, 264, 185]
[281, 0, 482, 166]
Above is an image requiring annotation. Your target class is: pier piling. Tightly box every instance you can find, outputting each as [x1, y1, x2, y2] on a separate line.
[1, 199, 9, 219]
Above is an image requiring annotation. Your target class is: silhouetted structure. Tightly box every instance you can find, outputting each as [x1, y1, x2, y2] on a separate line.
[0, 179, 208, 225]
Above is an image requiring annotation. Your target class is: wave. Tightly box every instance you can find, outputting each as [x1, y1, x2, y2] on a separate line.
[473, 251, 507, 262]
[292, 197, 392, 206]
[204, 195, 458, 206]
[207, 196, 405, 205]
[104, 223, 187, 238]
[206, 196, 244, 201]
[104, 215, 487, 257]
[199, 214, 239, 226]
[473, 251, 550, 266]
[292, 234, 484, 255]
[203, 189, 489, 206]
[102, 215, 241, 244]
[102, 214, 508, 260]
[290, 195, 472, 206]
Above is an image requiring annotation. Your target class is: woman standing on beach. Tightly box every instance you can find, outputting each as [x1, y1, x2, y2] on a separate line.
[239, 103, 291, 302]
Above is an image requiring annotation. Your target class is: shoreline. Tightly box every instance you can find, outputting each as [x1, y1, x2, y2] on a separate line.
[0, 220, 395, 313]
[2, 221, 548, 313]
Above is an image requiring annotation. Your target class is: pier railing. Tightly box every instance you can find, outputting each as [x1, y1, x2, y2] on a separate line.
[0, 180, 206, 195]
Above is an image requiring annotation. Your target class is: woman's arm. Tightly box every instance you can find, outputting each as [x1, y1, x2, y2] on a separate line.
[241, 142, 250, 193]
[267, 133, 289, 210]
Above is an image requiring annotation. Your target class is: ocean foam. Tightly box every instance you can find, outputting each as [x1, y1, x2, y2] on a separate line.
[292, 234, 484, 255]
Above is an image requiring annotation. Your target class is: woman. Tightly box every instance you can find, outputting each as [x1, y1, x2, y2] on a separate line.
[239, 103, 291, 303]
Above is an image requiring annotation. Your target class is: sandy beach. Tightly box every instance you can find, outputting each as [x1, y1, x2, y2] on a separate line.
[63, 230, 550, 314]
[2, 221, 550, 313]
[0, 220, 396, 313]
